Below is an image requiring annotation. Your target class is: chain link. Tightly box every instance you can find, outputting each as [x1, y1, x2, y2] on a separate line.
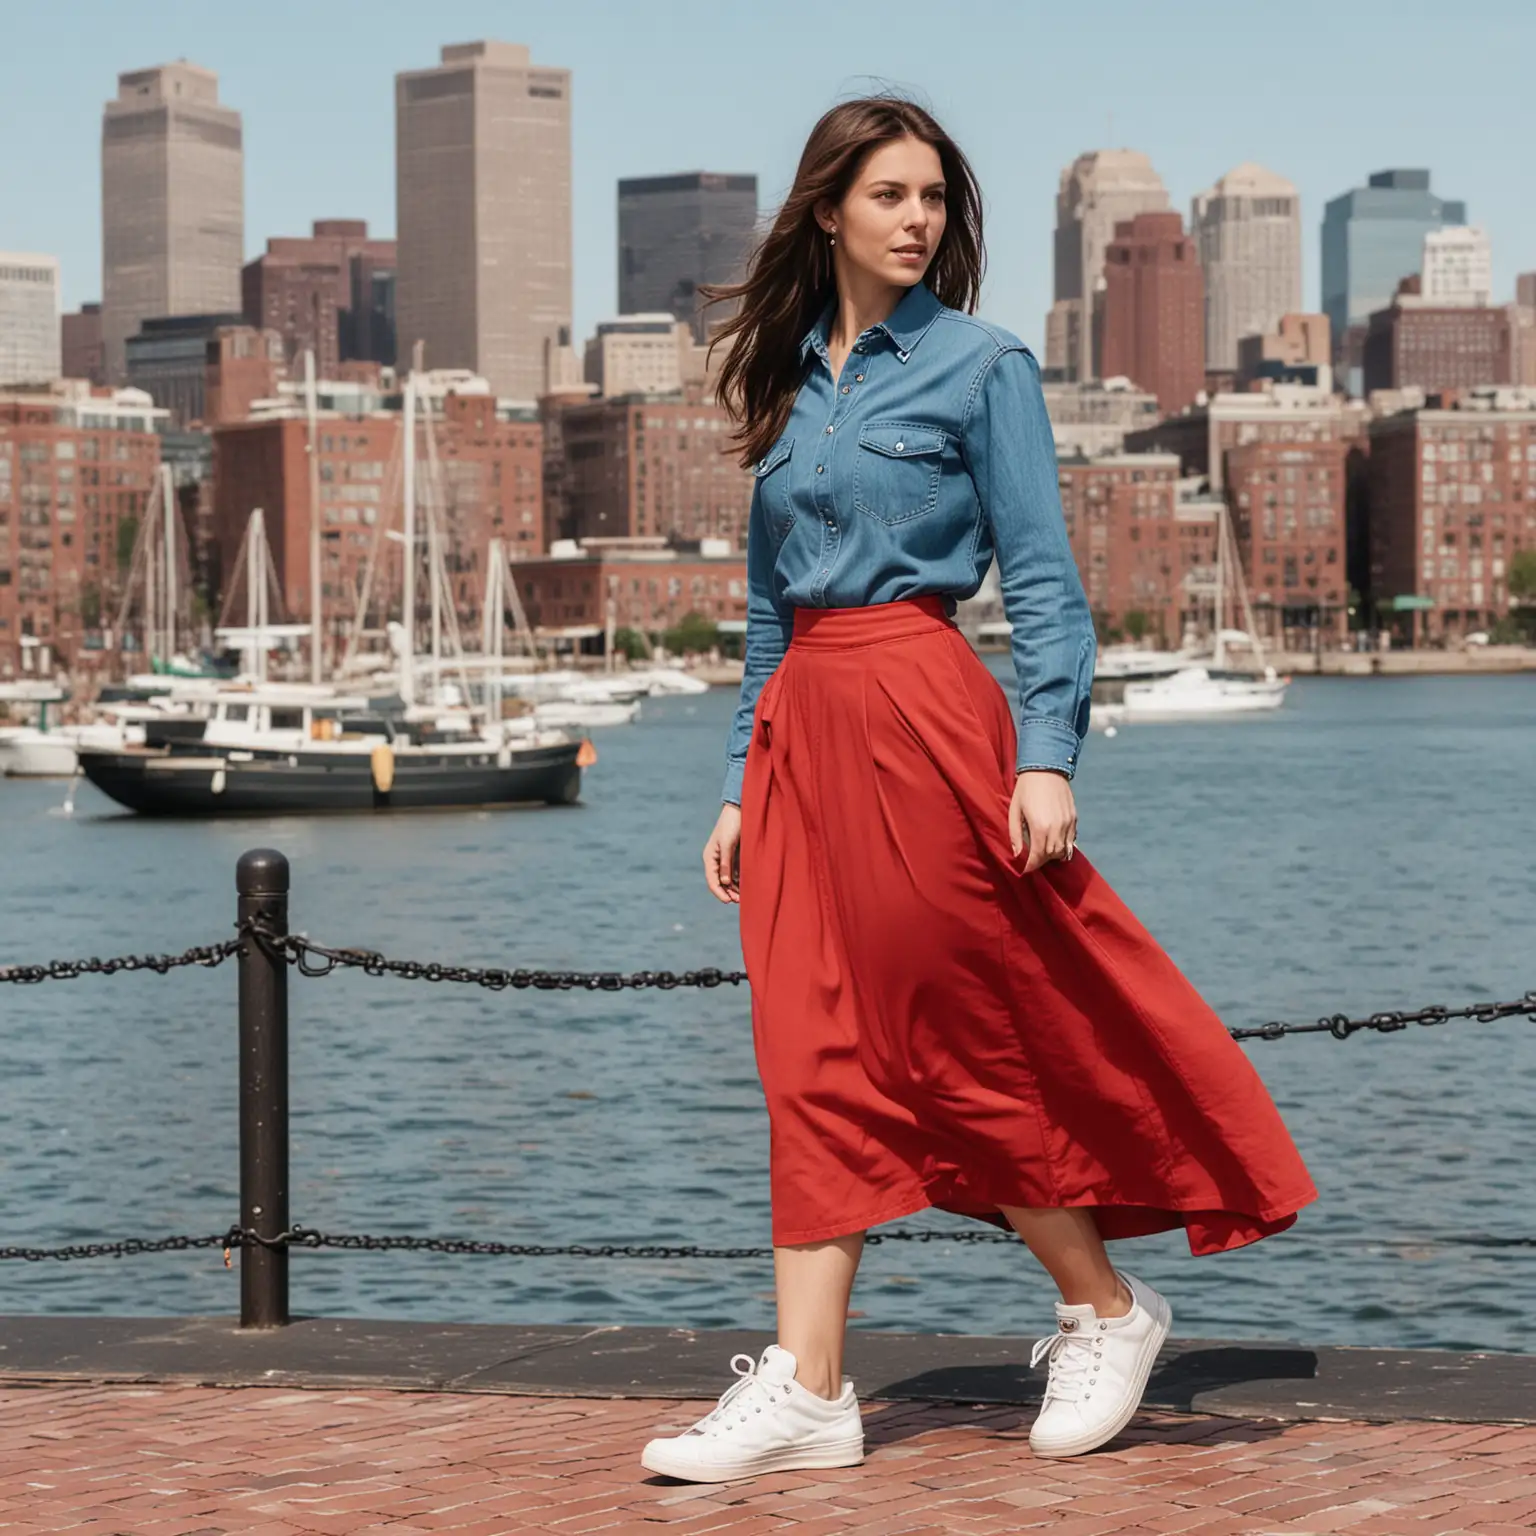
[0, 938, 243, 986]
[1, 1230, 241, 1262]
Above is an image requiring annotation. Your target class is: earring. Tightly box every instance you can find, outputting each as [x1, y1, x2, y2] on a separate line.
[828, 228, 837, 247]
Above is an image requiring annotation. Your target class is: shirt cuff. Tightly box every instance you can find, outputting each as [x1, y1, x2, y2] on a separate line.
[721, 757, 746, 806]
[1015, 716, 1082, 780]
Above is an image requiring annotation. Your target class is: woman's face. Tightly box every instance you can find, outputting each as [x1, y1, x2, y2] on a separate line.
[823, 135, 948, 289]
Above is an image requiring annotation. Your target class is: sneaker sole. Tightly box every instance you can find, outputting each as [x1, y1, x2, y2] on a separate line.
[640, 1430, 865, 1482]
[1029, 1285, 1173, 1458]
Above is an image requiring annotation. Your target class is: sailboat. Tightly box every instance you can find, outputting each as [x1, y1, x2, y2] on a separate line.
[1119, 498, 1290, 722]
[76, 367, 594, 815]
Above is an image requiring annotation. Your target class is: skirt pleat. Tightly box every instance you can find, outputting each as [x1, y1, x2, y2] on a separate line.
[737, 594, 1318, 1255]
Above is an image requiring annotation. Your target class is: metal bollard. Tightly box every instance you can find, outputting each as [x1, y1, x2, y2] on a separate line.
[236, 848, 290, 1328]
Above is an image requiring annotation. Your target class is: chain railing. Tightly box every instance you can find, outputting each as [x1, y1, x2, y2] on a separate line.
[8, 918, 1532, 1047]
[2, 847, 1533, 1325]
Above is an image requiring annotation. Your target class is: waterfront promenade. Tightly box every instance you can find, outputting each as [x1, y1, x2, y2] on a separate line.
[10, 1381, 1536, 1535]
[3, 1317, 1535, 1534]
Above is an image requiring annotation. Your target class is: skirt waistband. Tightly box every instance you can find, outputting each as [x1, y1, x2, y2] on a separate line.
[789, 594, 956, 650]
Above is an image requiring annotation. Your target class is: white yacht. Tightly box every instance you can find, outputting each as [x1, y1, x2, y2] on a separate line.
[1120, 665, 1288, 721]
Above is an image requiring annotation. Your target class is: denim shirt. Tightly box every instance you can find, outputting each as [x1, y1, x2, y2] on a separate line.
[720, 277, 1095, 806]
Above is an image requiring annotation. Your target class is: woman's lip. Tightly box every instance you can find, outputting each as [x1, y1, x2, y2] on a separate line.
[894, 247, 926, 257]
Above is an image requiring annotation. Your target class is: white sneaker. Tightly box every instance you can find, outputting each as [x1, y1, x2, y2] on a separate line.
[639, 1343, 864, 1482]
[1027, 1269, 1172, 1457]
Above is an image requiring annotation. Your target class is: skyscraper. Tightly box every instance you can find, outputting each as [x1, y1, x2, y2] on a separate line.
[100, 62, 244, 384]
[0, 254, 61, 384]
[395, 40, 572, 401]
[1421, 226, 1492, 306]
[1320, 169, 1465, 369]
[1046, 150, 1170, 383]
[1191, 164, 1302, 372]
[617, 173, 759, 342]
[1100, 212, 1205, 416]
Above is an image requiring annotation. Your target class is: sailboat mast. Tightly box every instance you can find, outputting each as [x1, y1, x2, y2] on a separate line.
[487, 536, 504, 724]
[257, 510, 271, 683]
[304, 349, 323, 683]
[161, 463, 176, 666]
[426, 397, 442, 692]
[401, 369, 417, 705]
[1213, 493, 1227, 672]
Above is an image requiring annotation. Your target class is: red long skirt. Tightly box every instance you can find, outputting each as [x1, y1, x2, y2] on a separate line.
[737, 595, 1318, 1256]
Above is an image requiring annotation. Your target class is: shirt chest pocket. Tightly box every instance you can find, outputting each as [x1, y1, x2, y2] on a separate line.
[852, 421, 947, 526]
[753, 434, 795, 540]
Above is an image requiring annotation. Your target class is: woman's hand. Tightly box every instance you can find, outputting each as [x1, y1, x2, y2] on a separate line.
[704, 802, 744, 903]
[1009, 769, 1077, 874]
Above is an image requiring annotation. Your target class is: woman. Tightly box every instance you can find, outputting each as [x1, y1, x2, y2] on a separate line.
[640, 95, 1316, 1483]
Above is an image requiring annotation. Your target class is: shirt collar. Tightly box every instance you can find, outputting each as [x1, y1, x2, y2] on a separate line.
[798, 278, 944, 365]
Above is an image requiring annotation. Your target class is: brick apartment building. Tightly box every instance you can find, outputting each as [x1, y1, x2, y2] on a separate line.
[1056, 451, 1197, 643]
[211, 389, 542, 658]
[1225, 440, 1349, 645]
[0, 384, 165, 676]
[1366, 389, 1536, 643]
[546, 384, 752, 546]
[509, 539, 747, 646]
[1362, 297, 1511, 395]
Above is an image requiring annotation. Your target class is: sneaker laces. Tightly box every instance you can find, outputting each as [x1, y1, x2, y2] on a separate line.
[685, 1352, 788, 1436]
[1029, 1327, 1094, 1405]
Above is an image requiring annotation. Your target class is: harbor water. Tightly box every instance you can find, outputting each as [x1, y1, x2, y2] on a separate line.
[2, 664, 1534, 1353]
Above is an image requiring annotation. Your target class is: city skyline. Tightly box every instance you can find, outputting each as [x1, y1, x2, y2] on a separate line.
[2, 0, 1533, 360]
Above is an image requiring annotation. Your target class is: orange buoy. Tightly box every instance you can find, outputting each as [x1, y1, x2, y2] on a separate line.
[575, 737, 598, 767]
[370, 743, 395, 793]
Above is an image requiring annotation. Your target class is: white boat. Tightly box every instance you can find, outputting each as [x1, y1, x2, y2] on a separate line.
[1094, 645, 1190, 682]
[622, 666, 710, 697]
[531, 698, 642, 728]
[0, 683, 75, 776]
[0, 726, 82, 777]
[1120, 666, 1288, 721]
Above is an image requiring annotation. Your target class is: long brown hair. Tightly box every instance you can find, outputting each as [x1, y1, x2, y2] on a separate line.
[700, 94, 986, 468]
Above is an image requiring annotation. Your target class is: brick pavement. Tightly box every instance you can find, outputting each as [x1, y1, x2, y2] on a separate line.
[3, 1383, 1535, 1535]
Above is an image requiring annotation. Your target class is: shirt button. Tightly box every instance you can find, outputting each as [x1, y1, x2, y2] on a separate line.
[894, 440, 905, 452]
[841, 385, 850, 394]
[854, 374, 864, 382]
[816, 465, 824, 474]
[825, 424, 834, 434]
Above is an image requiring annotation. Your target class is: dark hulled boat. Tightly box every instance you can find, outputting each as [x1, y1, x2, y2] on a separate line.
[76, 688, 590, 816]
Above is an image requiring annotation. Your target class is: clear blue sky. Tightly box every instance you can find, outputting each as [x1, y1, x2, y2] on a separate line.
[3, 0, 1533, 354]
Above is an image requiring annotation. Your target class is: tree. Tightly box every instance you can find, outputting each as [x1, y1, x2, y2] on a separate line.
[1122, 609, 1150, 642]
[115, 515, 139, 576]
[662, 610, 718, 655]
[1509, 549, 1536, 605]
[611, 626, 649, 662]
